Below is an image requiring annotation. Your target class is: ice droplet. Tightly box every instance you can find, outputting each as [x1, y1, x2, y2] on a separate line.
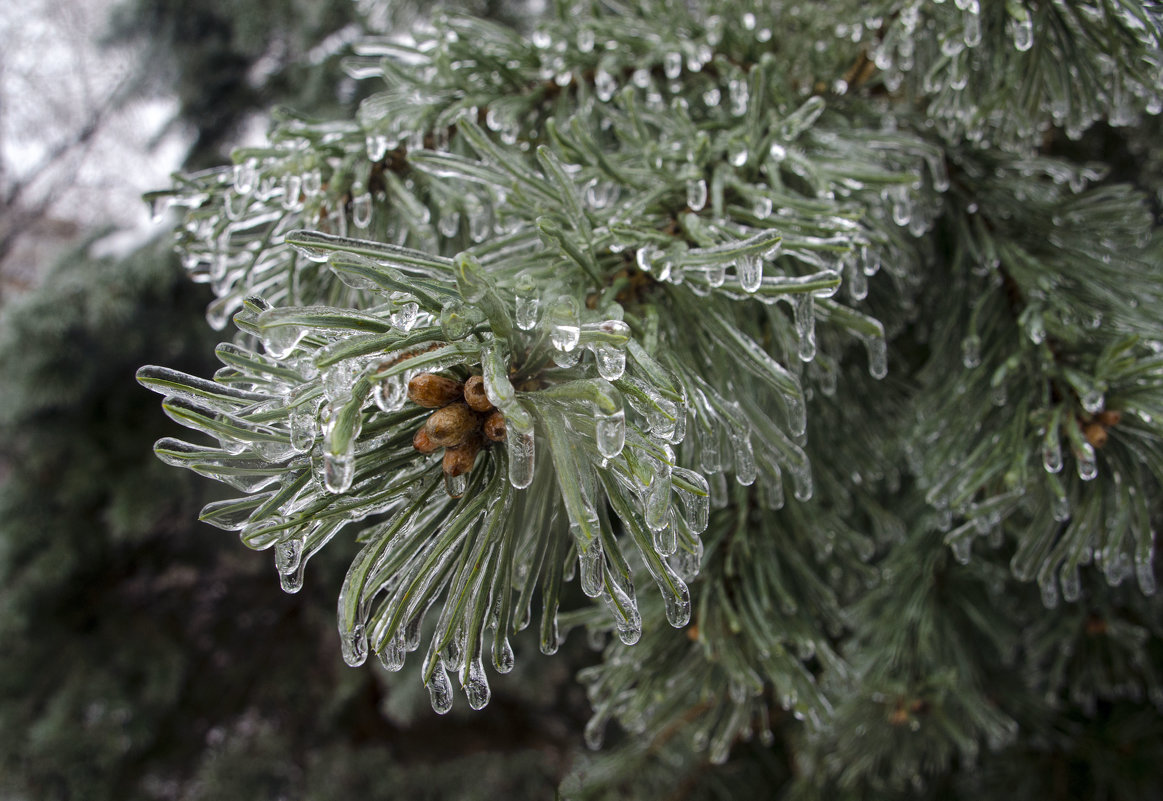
[275, 538, 304, 575]
[644, 455, 673, 532]
[378, 634, 406, 671]
[961, 335, 982, 368]
[593, 344, 626, 381]
[664, 51, 682, 79]
[463, 658, 491, 710]
[786, 393, 806, 438]
[794, 295, 816, 362]
[373, 374, 408, 413]
[440, 299, 474, 340]
[663, 575, 691, 626]
[507, 428, 536, 489]
[686, 178, 708, 211]
[1136, 556, 1156, 595]
[324, 451, 355, 494]
[261, 325, 306, 359]
[1081, 389, 1104, 415]
[865, 334, 888, 379]
[584, 716, 607, 750]
[729, 427, 757, 486]
[1042, 435, 1063, 474]
[492, 635, 515, 673]
[514, 272, 540, 331]
[1077, 443, 1098, 481]
[738, 254, 763, 293]
[427, 659, 455, 714]
[279, 560, 306, 593]
[289, 404, 317, 452]
[548, 295, 581, 352]
[577, 538, 604, 598]
[1060, 565, 1082, 603]
[352, 193, 373, 228]
[653, 519, 677, 556]
[951, 536, 972, 565]
[391, 301, 419, 331]
[341, 624, 369, 667]
[595, 408, 626, 459]
[728, 140, 749, 167]
[1010, 14, 1033, 52]
[444, 470, 469, 498]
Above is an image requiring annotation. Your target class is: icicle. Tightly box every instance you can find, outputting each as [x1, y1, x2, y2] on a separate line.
[653, 517, 678, 556]
[1042, 432, 1063, 474]
[548, 295, 581, 353]
[427, 658, 455, 714]
[595, 408, 626, 459]
[260, 324, 306, 359]
[463, 657, 491, 710]
[444, 470, 469, 498]
[644, 454, 673, 532]
[378, 634, 406, 671]
[661, 571, 691, 627]
[1076, 442, 1098, 481]
[323, 451, 355, 493]
[728, 427, 757, 485]
[961, 335, 982, 368]
[352, 193, 373, 228]
[507, 428, 535, 490]
[492, 635, 515, 673]
[289, 405, 317, 452]
[340, 624, 369, 667]
[1010, 12, 1033, 51]
[785, 393, 806, 438]
[791, 462, 813, 502]
[674, 468, 710, 534]
[440, 299, 474, 340]
[1060, 564, 1082, 603]
[593, 344, 626, 381]
[514, 271, 540, 331]
[390, 300, 419, 331]
[794, 295, 816, 362]
[864, 332, 888, 379]
[553, 347, 581, 369]
[738, 254, 763, 293]
[279, 560, 306, 593]
[686, 178, 708, 211]
[576, 532, 604, 598]
[847, 257, 868, 301]
[373, 374, 408, 413]
[275, 537, 304, 575]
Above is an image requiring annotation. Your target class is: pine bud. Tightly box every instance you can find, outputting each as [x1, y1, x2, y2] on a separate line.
[1084, 422, 1108, 449]
[482, 410, 507, 442]
[426, 402, 479, 447]
[1096, 410, 1122, 427]
[463, 375, 494, 412]
[407, 373, 464, 408]
[413, 426, 438, 454]
[443, 432, 482, 477]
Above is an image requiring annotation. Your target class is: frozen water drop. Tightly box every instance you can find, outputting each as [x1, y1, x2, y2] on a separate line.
[289, 405, 317, 452]
[595, 408, 626, 458]
[663, 577, 691, 627]
[463, 658, 491, 710]
[378, 635, 406, 671]
[507, 428, 535, 489]
[324, 451, 355, 494]
[686, 178, 708, 211]
[653, 520, 677, 556]
[351, 193, 373, 228]
[593, 344, 626, 381]
[961, 335, 981, 368]
[1077, 443, 1097, 481]
[548, 295, 581, 352]
[1081, 389, 1104, 415]
[341, 624, 369, 667]
[1042, 436, 1063, 474]
[1010, 14, 1033, 51]
[738, 254, 763, 293]
[445, 470, 469, 498]
[427, 660, 455, 714]
[577, 540, 604, 598]
[865, 334, 888, 379]
[493, 636, 515, 673]
[514, 272, 540, 330]
[373, 374, 408, 413]
[279, 560, 305, 593]
[664, 51, 682, 79]
[391, 301, 419, 331]
[794, 295, 816, 362]
[275, 538, 303, 575]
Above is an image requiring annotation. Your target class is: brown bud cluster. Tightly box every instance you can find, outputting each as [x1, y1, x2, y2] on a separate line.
[406, 372, 508, 487]
[1082, 409, 1122, 450]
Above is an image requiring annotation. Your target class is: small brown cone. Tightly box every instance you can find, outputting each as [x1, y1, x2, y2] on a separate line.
[413, 426, 438, 454]
[426, 402, 479, 447]
[1084, 422, 1108, 449]
[463, 375, 494, 412]
[407, 373, 464, 408]
[483, 410, 507, 442]
[443, 433, 482, 477]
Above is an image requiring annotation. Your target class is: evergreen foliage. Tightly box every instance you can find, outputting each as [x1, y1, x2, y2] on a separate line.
[142, 1, 1163, 796]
